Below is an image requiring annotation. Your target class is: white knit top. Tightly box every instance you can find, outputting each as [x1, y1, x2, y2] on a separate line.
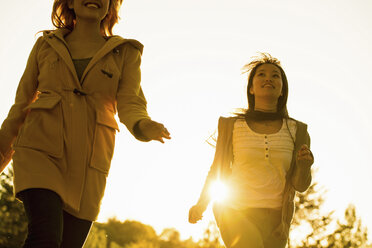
[227, 118, 297, 210]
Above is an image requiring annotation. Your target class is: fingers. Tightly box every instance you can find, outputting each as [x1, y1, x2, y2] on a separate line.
[153, 129, 171, 143]
[162, 128, 171, 139]
[154, 136, 165, 144]
[151, 123, 171, 143]
[188, 206, 203, 224]
[298, 144, 312, 158]
[189, 211, 202, 224]
[140, 120, 171, 143]
[297, 144, 314, 167]
[160, 127, 171, 140]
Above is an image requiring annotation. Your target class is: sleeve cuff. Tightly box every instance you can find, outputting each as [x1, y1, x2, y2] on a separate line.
[133, 119, 151, 142]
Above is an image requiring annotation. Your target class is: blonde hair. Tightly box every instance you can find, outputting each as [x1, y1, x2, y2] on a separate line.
[51, 0, 123, 36]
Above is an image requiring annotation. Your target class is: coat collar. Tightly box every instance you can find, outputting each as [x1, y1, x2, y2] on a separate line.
[43, 28, 143, 87]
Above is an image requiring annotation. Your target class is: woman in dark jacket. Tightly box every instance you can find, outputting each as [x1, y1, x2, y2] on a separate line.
[189, 53, 314, 248]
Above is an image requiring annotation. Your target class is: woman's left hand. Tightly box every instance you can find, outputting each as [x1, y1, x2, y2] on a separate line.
[296, 144, 314, 168]
[138, 119, 171, 143]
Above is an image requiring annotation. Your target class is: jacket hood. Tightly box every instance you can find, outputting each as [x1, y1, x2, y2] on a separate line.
[41, 28, 144, 84]
[42, 28, 144, 54]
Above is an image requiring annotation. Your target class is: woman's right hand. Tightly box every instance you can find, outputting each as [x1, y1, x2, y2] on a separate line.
[137, 119, 171, 143]
[188, 204, 206, 224]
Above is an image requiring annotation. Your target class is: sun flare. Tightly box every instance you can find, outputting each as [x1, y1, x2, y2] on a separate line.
[209, 181, 229, 203]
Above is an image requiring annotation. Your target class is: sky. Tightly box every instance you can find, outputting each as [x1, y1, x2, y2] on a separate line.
[0, 0, 372, 241]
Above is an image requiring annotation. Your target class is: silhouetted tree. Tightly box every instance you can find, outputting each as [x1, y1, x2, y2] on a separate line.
[159, 228, 183, 248]
[0, 166, 27, 247]
[289, 182, 333, 247]
[289, 180, 370, 248]
[324, 205, 369, 248]
[198, 221, 224, 248]
[124, 240, 160, 248]
[84, 220, 225, 248]
[84, 224, 108, 248]
[94, 218, 158, 248]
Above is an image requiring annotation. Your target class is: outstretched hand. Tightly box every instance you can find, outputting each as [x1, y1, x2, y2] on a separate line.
[138, 119, 171, 143]
[188, 204, 205, 224]
[296, 144, 314, 168]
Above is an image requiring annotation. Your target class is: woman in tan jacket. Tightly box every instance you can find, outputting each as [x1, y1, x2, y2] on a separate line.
[0, 0, 170, 247]
[189, 53, 313, 248]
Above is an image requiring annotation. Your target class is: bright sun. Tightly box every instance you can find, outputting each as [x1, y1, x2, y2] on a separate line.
[209, 180, 229, 203]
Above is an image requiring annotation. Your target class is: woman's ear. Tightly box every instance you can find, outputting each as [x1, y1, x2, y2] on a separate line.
[249, 86, 254, 95]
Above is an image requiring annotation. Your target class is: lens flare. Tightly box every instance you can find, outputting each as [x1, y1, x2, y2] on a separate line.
[209, 181, 229, 203]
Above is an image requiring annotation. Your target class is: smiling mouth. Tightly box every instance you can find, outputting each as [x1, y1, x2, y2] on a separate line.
[262, 83, 275, 88]
[85, 2, 100, 8]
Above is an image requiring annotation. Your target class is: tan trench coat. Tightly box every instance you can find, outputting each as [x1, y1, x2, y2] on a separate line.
[0, 28, 150, 220]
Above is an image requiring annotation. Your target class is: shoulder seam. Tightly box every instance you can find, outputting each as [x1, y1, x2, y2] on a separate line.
[288, 117, 307, 127]
[118, 39, 144, 54]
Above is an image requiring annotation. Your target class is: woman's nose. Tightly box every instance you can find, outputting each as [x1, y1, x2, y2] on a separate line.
[265, 78, 273, 82]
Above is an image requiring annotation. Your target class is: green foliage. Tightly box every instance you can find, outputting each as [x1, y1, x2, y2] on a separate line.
[2, 165, 370, 248]
[124, 240, 160, 248]
[83, 178, 371, 248]
[93, 218, 158, 248]
[289, 181, 370, 248]
[0, 167, 27, 248]
[158, 228, 183, 248]
[84, 220, 224, 248]
[197, 222, 224, 248]
[289, 183, 334, 247]
[324, 205, 369, 248]
[84, 224, 108, 248]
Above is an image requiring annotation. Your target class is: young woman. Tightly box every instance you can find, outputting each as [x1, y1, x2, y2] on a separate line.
[0, 0, 170, 247]
[189, 53, 314, 248]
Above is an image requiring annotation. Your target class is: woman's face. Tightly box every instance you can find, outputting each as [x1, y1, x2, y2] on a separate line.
[249, 63, 283, 101]
[68, 0, 110, 22]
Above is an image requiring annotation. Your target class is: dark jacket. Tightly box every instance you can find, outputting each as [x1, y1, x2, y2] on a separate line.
[197, 116, 312, 240]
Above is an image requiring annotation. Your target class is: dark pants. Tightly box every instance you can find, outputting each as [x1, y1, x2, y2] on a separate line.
[18, 188, 92, 248]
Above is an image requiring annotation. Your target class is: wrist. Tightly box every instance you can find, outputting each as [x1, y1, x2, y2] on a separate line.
[133, 119, 151, 141]
[196, 199, 209, 211]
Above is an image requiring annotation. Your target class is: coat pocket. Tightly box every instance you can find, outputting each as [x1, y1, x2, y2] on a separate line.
[15, 94, 63, 158]
[89, 109, 119, 174]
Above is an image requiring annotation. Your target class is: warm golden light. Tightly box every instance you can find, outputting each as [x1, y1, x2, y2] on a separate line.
[209, 181, 229, 203]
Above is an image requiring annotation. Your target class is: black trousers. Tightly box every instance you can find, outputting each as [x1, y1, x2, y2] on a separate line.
[18, 188, 92, 248]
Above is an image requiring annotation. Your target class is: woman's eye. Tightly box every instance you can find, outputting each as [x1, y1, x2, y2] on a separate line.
[273, 74, 280, 78]
[257, 73, 265, 77]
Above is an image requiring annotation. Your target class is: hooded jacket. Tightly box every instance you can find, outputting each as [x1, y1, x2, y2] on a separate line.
[0, 28, 150, 220]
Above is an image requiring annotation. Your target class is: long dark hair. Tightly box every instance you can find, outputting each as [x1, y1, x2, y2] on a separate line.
[51, 0, 123, 37]
[238, 53, 289, 118]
